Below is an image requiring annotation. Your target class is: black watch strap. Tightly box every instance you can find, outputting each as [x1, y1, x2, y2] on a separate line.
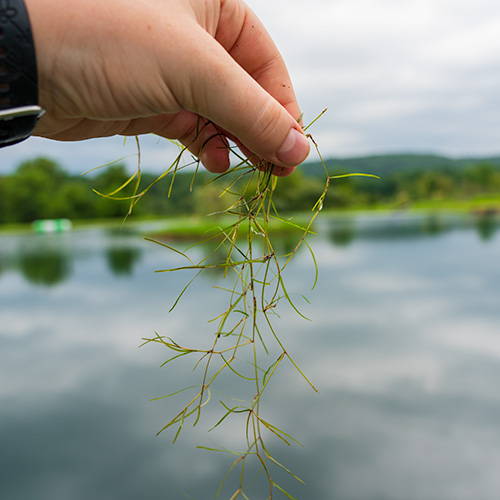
[0, 0, 42, 147]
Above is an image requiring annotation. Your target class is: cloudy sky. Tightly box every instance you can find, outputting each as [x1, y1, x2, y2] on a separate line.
[2, 0, 499, 173]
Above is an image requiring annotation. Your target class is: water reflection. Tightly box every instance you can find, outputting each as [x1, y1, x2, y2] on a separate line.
[154, 231, 304, 277]
[475, 214, 497, 242]
[105, 246, 142, 276]
[0, 256, 5, 278]
[323, 213, 499, 244]
[328, 220, 356, 247]
[2, 214, 499, 290]
[421, 214, 446, 235]
[18, 249, 71, 287]
[354, 216, 448, 240]
[268, 232, 299, 255]
[2, 217, 500, 499]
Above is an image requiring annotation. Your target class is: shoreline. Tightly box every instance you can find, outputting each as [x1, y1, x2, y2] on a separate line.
[2, 200, 499, 236]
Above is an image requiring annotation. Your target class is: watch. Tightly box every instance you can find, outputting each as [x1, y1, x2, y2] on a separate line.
[0, 0, 44, 148]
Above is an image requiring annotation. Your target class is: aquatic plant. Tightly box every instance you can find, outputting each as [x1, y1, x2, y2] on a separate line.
[93, 110, 377, 499]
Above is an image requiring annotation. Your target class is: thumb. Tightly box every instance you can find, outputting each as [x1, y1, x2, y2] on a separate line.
[183, 29, 310, 169]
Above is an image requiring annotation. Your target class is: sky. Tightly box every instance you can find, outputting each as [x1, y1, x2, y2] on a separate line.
[2, 0, 499, 173]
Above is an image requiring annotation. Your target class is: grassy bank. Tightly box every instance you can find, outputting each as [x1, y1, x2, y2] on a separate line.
[147, 213, 314, 240]
[0, 215, 172, 234]
[2, 197, 500, 236]
[320, 196, 500, 215]
[0, 213, 314, 237]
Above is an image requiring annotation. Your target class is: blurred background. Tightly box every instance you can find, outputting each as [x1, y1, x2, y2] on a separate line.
[1, 0, 500, 499]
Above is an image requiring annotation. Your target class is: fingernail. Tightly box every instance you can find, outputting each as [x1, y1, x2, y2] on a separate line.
[276, 129, 310, 166]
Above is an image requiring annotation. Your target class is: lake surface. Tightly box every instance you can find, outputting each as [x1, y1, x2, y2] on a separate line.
[1, 213, 500, 500]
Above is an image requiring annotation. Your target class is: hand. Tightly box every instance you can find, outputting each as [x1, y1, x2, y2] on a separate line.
[25, 0, 310, 176]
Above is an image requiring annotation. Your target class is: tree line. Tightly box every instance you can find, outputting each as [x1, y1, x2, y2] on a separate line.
[1, 156, 500, 223]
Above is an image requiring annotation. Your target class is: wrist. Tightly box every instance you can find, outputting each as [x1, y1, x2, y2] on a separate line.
[0, 0, 43, 147]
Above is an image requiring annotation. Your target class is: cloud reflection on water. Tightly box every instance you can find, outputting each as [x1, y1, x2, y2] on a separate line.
[1, 215, 500, 499]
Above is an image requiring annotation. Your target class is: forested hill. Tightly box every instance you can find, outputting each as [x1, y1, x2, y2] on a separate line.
[303, 154, 500, 178]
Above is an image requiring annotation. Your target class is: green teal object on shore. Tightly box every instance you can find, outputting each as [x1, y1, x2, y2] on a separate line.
[32, 219, 72, 234]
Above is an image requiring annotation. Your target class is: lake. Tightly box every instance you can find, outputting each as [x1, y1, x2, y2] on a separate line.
[1, 213, 500, 500]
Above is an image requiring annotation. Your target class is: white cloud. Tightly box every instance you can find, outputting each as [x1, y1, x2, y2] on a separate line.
[248, 0, 500, 156]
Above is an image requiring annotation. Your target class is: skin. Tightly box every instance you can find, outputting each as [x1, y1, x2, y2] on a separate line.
[25, 0, 310, 176]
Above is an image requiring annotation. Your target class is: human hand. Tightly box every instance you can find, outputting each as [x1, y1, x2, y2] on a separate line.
[25, 0, 310, 176]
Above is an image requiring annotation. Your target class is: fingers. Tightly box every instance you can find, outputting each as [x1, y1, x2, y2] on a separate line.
[180, 26, 309, 171]
[185, 123, 230, 175]
[124, 113, 232, 174]
[233, 139, 296, 178]
[213, 0, 308, 172]
[149, 111, 230, 174]
[216, 0, 302, 125]
[122, 112, 298, 177]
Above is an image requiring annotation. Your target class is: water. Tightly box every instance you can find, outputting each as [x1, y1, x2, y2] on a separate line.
[1, 213, 500, 500]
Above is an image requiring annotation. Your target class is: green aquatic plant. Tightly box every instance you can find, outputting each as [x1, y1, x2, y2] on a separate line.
[93, 111, 378, 499]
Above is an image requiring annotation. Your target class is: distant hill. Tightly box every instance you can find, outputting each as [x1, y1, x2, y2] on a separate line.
[302, 154, 500, 178]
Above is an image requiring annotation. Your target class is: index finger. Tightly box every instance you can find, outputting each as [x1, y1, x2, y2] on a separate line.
[215, 0, 303, 126]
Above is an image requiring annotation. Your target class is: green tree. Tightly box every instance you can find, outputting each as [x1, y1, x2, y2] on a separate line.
[8, 157, 68, 222]
[50, 181, 96, 219]
[413, 171, 454, 200]
[91, 164, 134, 217]
[272, 170, 323, 211]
